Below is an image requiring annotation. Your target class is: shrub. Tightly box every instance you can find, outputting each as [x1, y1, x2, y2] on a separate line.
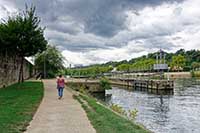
[191, 71, 200, 78]
[99, 77, 111, 90]
[110, 104, 127, 116]
[128, 109, 138, 120]
[110, 104, 138, 120]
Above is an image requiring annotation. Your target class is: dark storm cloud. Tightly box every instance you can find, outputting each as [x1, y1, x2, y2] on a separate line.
[10, 0, 184, 38]
[47, 21, 83, 35]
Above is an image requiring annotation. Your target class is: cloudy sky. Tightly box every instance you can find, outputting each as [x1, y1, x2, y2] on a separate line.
[0, 0, 200, 66]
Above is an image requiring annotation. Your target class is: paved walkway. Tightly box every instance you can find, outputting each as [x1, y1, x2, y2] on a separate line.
[25, 79, 96, 133]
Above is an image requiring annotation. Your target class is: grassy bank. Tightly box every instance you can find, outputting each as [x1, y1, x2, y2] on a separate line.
[0, 81, 44, 133]
[74, 94, 150, 133]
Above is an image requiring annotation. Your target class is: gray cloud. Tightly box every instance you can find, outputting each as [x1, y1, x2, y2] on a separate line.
[1, 0, 193, 66]
[143, 37, 180, 50]
[8, 0, 184, 37]
[47, 21, 83, 35]
[0, 5, 6, 11]
[45, 29, 108, 52]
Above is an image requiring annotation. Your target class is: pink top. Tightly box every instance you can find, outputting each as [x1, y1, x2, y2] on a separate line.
[57, 78, 65, 88]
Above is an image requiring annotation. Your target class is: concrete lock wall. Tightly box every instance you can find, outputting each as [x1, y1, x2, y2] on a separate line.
[164, 72, 192, 79]
[0, 54, 34, 88]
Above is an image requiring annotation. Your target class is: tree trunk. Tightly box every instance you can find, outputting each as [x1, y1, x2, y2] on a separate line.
[21, 57, 24, 82]
[18, 56, 24, 83]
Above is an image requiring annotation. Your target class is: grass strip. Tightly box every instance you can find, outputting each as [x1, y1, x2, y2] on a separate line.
[0, 81, 44, 133]
[74, 94, 150, 133]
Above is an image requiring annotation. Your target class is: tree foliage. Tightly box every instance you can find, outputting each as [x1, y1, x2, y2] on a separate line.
[116, 59, 156, 72]
[170, 55, 186, 71]
[0, 6, 47, 55]
[99, 77, 111, 90]
[117, 64, 131, 72]
[192, 62, 200, 70]
[35, 45, 65, 78]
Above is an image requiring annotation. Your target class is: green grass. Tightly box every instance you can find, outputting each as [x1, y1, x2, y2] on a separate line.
[74, 94, 150, 133]
[0, 81, 44, 133]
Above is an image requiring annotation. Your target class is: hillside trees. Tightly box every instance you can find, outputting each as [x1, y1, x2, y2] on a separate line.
[117, 64, 131, 72]
[65, 66, 113, 78]
[116, 59, 156, 72]
[170, 55, 186, 71]
[192, 62, 200, 70]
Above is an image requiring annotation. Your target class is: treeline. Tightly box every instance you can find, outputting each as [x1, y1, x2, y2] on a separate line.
[65, 66, 113, 78]
[117, 59, 156, 72]
[116, 49, 200, 72]
[67, 49, 200, 76]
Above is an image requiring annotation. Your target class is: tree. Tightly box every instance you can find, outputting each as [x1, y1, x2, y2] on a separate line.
[175, 49, 185, 56]
[192, 62, 200, 70]
[170, 55, 186, 71]
[117, 64, 131, 72]
[35, 45, 65, 78]
[0, 5, 47, 82]
[99, 77, 111, 90]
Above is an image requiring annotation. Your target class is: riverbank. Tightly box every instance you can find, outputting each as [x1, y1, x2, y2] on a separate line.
[73, 92, 150, 133]
[0, 81, 44, 133]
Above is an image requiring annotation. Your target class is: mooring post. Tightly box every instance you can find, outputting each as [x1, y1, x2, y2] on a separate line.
[156, 82, 159, 90]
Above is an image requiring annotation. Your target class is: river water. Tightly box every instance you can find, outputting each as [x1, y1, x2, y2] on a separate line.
[96, 79, 200, 133]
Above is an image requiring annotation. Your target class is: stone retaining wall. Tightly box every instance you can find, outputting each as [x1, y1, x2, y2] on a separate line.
[0, 54, 34, 88]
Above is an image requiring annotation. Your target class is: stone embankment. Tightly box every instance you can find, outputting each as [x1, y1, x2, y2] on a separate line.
[0, 54, 34, 88]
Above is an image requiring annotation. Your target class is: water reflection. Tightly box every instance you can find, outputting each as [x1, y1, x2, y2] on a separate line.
[93, 79, 200, 133]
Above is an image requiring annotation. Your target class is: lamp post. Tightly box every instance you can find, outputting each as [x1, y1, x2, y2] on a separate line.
[43, 51, 46, 79]
[69, 63, 72, 78]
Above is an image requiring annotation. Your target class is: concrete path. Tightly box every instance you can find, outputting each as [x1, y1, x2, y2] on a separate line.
[25, 79, 96, 133]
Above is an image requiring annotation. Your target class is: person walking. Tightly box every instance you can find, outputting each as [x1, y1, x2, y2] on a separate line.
[57, 75, 65, 99]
